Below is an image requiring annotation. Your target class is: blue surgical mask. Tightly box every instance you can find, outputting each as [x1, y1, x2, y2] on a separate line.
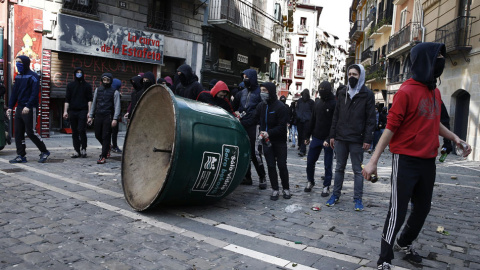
[76, 73, 83, 78]
[16, 62, 24, 73]
[260, 92, 269, 103]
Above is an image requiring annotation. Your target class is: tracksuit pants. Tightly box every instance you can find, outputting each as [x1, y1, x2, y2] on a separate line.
[69, 110, 88, 153]
[378, 154, 436, 264]
[263, 142, 289, 191]
[14, 107, 48, 157]
[94, 114, 112, 158]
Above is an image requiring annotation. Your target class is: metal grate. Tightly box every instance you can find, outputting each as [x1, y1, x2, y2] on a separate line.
[434, 16, 475, 53]
[63, 0, 98, 15]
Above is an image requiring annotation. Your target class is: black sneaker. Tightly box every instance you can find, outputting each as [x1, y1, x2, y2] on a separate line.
[71, 152, 81, 158]
[377, 262, 391, 269]
[270, 190, 279, 201]
[258, 177, 267, 190]
[9, 155, 27, 163]
[38, 151, 50, 163]
[304, 182, 314, 192]
[282, 189, 291, 199]
[112, 146, 122, 153]
[321, 186, 330, 197]
[241, 177, 253, 185]
[298, 152, 305, 157]
[395, 240, 422, 264]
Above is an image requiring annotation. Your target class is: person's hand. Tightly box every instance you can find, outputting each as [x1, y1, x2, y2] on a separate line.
[124, 112, 129, 119]
[362, 161, 377, 181]
[112, 119, 118, 127]
[6, 108, 12, 117]
[22, 107, 30, 115]
[363, 143, 371, 150]
[87, 117, 93, 125]
[260, 131, 269, 138]
[305, 139, 310, 145]
[63, 112, 68, 120]
[323, 141, 329, 147]
[329, 138, 335, 149]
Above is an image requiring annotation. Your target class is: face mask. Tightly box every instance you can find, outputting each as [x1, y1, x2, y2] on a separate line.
[319, 90, 329, 99]
[260, 92, 269, 103]
[243, 79, 251, 88]
[76, 73, 82, 78]
[102, 78, 111, 88]
[143, 80, 153, 89]
[16, 62, 24, 73]
[349, 77, 359, 88]
[179, 74, 188, 85]
[434, 58, 445, 78]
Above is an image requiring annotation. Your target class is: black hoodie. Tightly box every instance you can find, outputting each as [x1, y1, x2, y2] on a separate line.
[129, 72, 155, 115]
[254, 82, 288, 143]
[295, 89, 314, 123]
[305, 82, 336, 141]
[65, 67, 93, 111]
[410, 42, 446, 90]
[175, 64, 203, 100]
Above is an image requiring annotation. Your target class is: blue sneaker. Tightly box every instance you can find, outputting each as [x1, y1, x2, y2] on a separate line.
[38, 151, 50, 163]
[326, 194, 339, 206]
[9, 155, 27, 163]
[354, 199, 364, 211]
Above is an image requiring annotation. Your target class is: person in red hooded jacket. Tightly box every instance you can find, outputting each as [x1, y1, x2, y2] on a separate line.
[196, 81, 235, 116]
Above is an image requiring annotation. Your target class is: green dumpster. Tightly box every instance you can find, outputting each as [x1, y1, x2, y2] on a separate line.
[121, 85, 251, 211]
[0, 98, 5, 151]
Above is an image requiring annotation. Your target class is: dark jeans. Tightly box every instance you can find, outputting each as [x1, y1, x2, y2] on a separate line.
[14, 107, 48, 156]
[332, 140, 364, 200]
[378, 154, 436, 265]
[371, 129, 384, 150]
[244, 125, 266, 180]
[297, 121, 308, 154]
[69, 110, 88, 153]
[306, 136, 333, 187]
[94, 114, 112, 158]
[263, 142, 289, 190]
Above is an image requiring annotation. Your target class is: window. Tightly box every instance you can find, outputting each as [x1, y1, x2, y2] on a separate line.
[296, 59, 304, 77]
[147, 0, 173, 32]
[300, 17, 307, 26]
[296, 82, 302, 91]
[399, 8, 408, 29]
[63, 0, 98, 15]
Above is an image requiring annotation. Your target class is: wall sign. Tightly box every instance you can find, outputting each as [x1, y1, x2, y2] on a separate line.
[237, 54, 248, 64]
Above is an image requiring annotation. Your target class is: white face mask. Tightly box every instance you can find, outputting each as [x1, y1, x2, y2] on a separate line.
[76, 73, 82, 78]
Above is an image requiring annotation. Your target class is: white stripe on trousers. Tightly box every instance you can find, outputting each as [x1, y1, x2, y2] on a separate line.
[385, 153, 399, 244]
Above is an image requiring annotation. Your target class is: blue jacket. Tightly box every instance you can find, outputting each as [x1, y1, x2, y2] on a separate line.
[238, 69, 262, 128]
[9, 55, 40, 109]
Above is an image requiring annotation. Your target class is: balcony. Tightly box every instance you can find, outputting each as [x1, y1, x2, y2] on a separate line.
[147, 11, 173, 33]
[297, 46, 308, 55]
[361, 46, 372, 63]
[295, 69, 305, 78]
[366, 62, 386, 82]
[349, 20, 364, 41]
[62, 0, 98, 17]
[209, 0, 283, 48]
[434, 16, 475, 55]
[298, 24, 309, 34]
[389, 72, 412, 84]
[387, 22, 422, 56]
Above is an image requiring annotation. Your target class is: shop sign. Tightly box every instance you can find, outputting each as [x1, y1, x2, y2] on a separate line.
[237, 54, 248, 64]
[56, 14, 164, 65]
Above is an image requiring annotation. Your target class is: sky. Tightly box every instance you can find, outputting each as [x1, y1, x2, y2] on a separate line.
[314, 0, 351, 48]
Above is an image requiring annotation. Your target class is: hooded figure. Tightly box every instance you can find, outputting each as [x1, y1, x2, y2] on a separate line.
[7, 55, 50, 163]
[295, 88, 314, 156]
[64, 67, 93, 158]
[254, 82, 290, 200]
[126, 75, 143, 118]
[411, 42, 446, 90]
[164, 76, 173, 87]
[279, 95, 290, 125]
[175, 64, 203, 100]
[142, 71, 156, 91]
[196, 81, 235, 115]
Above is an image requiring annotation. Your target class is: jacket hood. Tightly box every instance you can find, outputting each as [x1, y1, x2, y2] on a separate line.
[16, 55, 31, 73]
[130, 75, 143, 92]
[319, 81, 332, 92]
[260, 82, 278, 103]
[112, 78, 122, 91]
[410, 42, 446, 90]
[301, 89, 310, 100]
[211, 81, 229, 97]
[319, 81, 333, 100]
[347, 64, 365, 94]
[177, 64, 194, 83]
[74, 67, 84, 81]
[157, 78, 166, 84]
[242, 69, 258, 90]
[142, 71, 156, 84]
[279, 95, 287, 103]
[101, 73, 113, 81]
[164, 76, 173, 86]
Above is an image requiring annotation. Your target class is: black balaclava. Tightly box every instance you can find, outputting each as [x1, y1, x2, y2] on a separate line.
[318, 80, 332, 100]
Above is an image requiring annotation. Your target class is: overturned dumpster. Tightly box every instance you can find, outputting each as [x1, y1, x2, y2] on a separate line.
[121, 85, 251, 211]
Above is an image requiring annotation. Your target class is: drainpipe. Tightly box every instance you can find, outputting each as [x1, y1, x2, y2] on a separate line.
[420, 9, 426, 42]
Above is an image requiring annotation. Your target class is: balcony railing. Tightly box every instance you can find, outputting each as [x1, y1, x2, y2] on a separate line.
[209, 0, 282, 46]
[147, 11, 173, 32]
[434, 16, 475, 53]
[349, 20, 364, 40]
[387, 22, 422, 54]
[361, 46, 372, 62]
[295, 69, 305, 78]
[298, 24, 309, 34]
[366, 62, 386, 81]
[377, 7, 393, 26]
[297, 46, 308, 55]
[63, 0, 98, 15]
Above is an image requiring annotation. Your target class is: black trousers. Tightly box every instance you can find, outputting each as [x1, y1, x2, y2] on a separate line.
[14, 107, 48, 156]
[69, 110, 88, 153]
[111, 120, 119, 148]
[94, 114, 112, 158]
[297, 121, 308, 153]
[378, 154, 436, 264]
[244, 124, 266, 180]
[263, 142, 289, 190]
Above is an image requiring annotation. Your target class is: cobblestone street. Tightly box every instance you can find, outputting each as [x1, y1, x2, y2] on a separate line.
[0, 134, 479, 270]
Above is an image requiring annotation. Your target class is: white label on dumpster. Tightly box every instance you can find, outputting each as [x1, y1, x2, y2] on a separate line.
[192, 152, 221, 192]
[207, 145, 239, 197]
